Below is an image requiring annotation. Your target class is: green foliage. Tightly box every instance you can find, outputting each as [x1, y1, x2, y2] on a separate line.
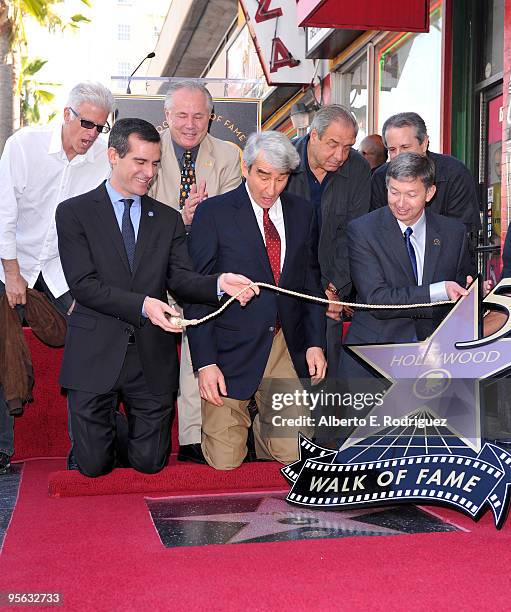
[70, 13, 90, 23]
[11, 0, 92, 43]
[24, 57, 47, 75]
[20, 55, 59, 125]
[8, 0, 93, 126]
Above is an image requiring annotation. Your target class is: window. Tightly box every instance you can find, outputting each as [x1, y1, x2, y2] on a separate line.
[341, 55, 368, 147]
[117, 62, 131, 78]
[375, 1, 443, 151]
[117, 24, 131, 41]
[479, 0, 504, 81]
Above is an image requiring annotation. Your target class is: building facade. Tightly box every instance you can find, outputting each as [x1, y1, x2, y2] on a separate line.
[149, 0, 510, 278]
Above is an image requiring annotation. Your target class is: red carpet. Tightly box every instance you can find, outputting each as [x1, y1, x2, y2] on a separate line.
[2, 459, 511, 611]
[48, 461, 285, 497]
[18, 329, 286, 500]
[13, 329, 179, 461]
[12, 332, 68, 460]
[4, 332, 511, 610]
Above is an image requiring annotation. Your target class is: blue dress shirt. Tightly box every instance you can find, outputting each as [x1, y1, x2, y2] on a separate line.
[105, 180, 142, 239]
[105, 180, 147, 316]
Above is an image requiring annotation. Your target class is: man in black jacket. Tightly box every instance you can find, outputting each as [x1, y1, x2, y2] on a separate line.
[55, 118, 256, 477]
[371, 112, 481, 240]
[286, 105, 371, 377]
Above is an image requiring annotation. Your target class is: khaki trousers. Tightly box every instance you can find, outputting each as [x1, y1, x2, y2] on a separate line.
[170, 301, 202, 446]
[201, 331, 313, 470]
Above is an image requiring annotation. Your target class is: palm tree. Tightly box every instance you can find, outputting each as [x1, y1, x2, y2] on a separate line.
[0, 0, 90, 152]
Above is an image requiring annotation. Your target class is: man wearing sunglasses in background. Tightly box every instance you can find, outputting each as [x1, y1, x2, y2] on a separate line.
[0, 81, 115, 475]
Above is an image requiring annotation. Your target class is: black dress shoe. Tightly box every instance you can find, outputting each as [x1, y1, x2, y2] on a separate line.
[177, 443, 207, 464]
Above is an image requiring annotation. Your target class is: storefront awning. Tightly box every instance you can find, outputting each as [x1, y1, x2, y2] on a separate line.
[297, 0, 430, 33]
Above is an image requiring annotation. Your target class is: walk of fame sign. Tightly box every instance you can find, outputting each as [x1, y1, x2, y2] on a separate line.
[282, 278, 511, 528]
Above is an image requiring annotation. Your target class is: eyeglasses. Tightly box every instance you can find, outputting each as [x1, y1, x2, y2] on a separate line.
[69, 107, 111, 134]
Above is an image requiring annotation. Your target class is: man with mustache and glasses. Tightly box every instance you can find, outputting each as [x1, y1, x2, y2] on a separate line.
[0, 81, 115, 475]
[150, 80, 242, 465]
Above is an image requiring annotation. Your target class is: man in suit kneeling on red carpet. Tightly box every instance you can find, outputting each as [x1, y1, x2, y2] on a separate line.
[185, 131, 327, 470]
[55, 118, 258, 477]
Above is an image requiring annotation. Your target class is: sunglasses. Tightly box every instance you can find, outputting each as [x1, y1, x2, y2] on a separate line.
[69, 107, 111, 134]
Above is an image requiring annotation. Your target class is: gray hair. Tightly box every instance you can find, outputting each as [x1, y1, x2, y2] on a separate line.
[164, 80, 213, 114]
[386, 152, 435, 190]
[310, 104, 358, 138]
[243, 131, 300, 173]
[66, 82, 115, 113]
[381, 112, 428, 147]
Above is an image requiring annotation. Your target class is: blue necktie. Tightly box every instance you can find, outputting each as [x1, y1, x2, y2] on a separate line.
[121, 198, 136, 271]
[404, 226, 418, 283]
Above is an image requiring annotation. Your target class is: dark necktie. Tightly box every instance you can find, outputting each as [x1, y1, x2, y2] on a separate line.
[263, 208, 281, 285]
[121, 198, 136, 271]
[403, 226, 418, 283]
[179, 149, 196, 209]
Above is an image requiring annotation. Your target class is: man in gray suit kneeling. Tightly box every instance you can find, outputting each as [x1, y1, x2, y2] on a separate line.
[339, 152, 475, 380]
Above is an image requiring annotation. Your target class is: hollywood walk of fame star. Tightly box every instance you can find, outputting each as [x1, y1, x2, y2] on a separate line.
[342, 280, 511, 453]
[151, 495, 457, 545]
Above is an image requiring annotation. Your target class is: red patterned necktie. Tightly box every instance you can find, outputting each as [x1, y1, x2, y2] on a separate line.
[263, 208, 281, 285]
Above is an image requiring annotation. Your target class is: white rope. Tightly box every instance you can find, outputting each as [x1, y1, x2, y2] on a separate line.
[168, 282, 455, 328]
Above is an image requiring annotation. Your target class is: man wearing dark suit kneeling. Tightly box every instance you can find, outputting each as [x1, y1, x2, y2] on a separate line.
[339, 152, 475, 379]
[55, 118, 257, 477]
[186, 131, 327, 470]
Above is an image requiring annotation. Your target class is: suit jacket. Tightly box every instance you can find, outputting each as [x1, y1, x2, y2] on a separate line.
[55, 183, 218, 399]
[286, 136, 371, 295]
[149, 131, 242, 210]
[184, 184, 326, 399]
[370, 151, 481, 233]
[344, 207, 474, 349]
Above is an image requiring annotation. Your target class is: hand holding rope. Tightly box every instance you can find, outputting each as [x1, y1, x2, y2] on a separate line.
[167, 281, 456, 329]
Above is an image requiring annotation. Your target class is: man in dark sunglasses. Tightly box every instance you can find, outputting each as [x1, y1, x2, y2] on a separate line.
[0, 81, 115, 475]
[68, 107, 111, 134]
[63, 97, 112, 159]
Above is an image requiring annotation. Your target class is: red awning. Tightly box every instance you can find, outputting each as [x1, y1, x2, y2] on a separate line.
[297, 0, 430, 33]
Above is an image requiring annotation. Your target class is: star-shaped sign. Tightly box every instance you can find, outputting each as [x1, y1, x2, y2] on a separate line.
[342, 280, 511, 452]
[160, 496, 416, 543]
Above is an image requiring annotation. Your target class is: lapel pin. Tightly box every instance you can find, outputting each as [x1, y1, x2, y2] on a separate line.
[433, 238, 440, 246]
[148, 211, 154, 217]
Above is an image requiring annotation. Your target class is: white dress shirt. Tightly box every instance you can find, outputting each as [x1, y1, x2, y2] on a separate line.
[0, 123, 110, 297]
[396, 212, 448, 301]
[246, 184, 286, 269]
